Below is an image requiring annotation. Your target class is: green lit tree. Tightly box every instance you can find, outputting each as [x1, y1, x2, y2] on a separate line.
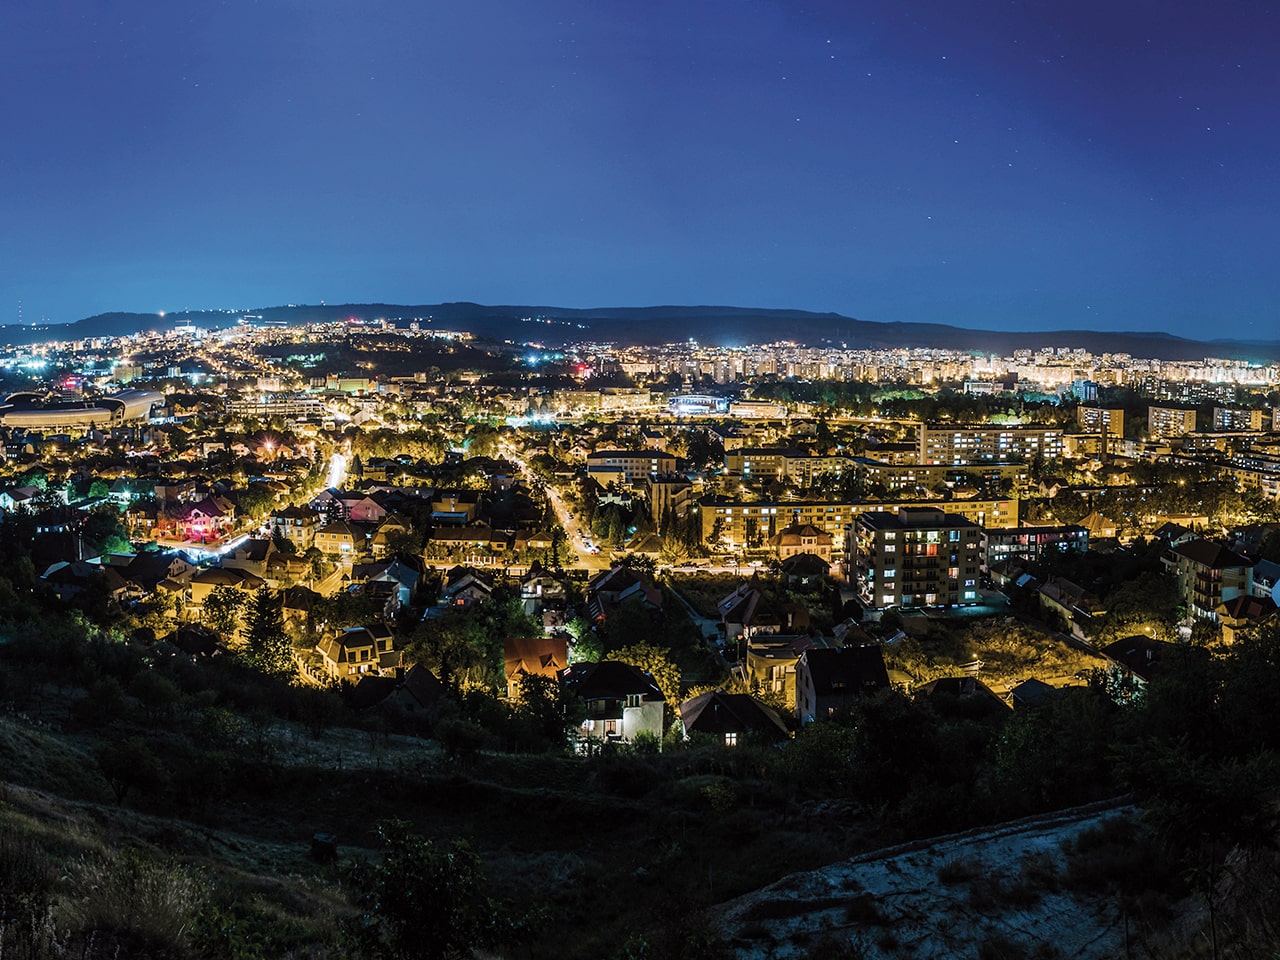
[244, 589, 295, 676]
[203, 585, 246, 638]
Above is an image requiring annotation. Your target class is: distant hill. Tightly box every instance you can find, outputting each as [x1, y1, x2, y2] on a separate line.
[3, 302, 1278, 362]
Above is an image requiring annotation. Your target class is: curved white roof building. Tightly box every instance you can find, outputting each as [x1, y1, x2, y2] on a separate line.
[0, 389, 162, 430]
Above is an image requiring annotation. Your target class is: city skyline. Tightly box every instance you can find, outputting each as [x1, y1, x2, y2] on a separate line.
[2, 2, 1277, 336]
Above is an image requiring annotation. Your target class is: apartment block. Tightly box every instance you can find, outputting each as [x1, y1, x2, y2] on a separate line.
[586, 449, 678, 483]
[1077, 406, 1125, 438]
[700, 496, 1018, 554]
[1148, 405, 1199, 440]
[918, 424, 1064, 466]
[1212, 406, 1264, 432]
[853, 507, 983, 609]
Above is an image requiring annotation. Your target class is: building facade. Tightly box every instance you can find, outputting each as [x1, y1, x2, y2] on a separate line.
[853, 506, 983, 608]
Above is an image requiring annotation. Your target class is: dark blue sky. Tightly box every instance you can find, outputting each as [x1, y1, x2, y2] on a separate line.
[2, 1, 1276, 336]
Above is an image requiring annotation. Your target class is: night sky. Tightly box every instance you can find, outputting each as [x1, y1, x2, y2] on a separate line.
[1, 1, 1276, 337]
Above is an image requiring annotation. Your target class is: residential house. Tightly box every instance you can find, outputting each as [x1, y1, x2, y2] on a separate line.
[343, 493, 390, 524]
[0, 485, 41, 513]
[795, 645, 890, 723]
[350, 557, 421, 615]
[520, 564, 567, 615]
[1038, 577, 1106, 638]
[431, 490, 482, 525]
[315, 520, 358, 559]
[1215, 594, 1280, 644]
[263, 552, 310, 588]
[768, 523, 833, 562]
[41, 561, 135, 605]
[370, 514, 413, 558]
[220, 538, 277, 578]
[189, 566, 264, 609]
[914, 676, 1009, 715]
[563, 660, 665, 746]
[347, 663, 448, 725]
[1078, 511, 1119, 540]
[176, 495, 236, 543]
[440, 567, 493, 608]
[1100, 635, 1176, 687]
[281, 584, 322, 626]
[503, 635, 569, 699]
[1010, 678, 1065, 711]
[585, 564, 662, 624]
[270, 504, 319, 552]
[679, 689, 789, 745]
[315, 623, 398, 680]
[744, 634, 846, 711]
[779, 552, 833, 587]
[717, 582, 786, 641]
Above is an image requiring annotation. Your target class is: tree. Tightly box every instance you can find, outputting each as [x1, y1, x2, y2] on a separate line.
[244, 589, 295, 676]
[513, 672, 583, 749]
[203, 585, 246, 638]
[567, 620, 603, 664]
[346, 821, 530, 960]
[95, 737, 167, 805]
[237, 483, 277, 520]
[611, 642, 681, 706]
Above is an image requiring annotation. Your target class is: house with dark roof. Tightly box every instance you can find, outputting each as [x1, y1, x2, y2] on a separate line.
[440, 567, 493, 608]
[189, 565, 264, 608]
[270, 504, 319, 552]
[1010, 678, 1066, 711]
[585, 564, 662, 624]
[1215, 594, 1280, 644]
[563, 660, 665, 746]
[315, 623, 398, 680]
[347, 664, 447, 725]
[1038, 577, 1106, 637]
[503, 635, 568, 699]
[914, 676, 1009, 716]
[795, 645, 890, 723]
[1168, 538, 1254, 621]
[1100, 634, 1175, 686]
[221, 538, 277, 578]
[779, 552, 832, 586]
[281, 584, 321, 625]
[177, 495, 236, 543]
[679, 689, 789, 745]
[370, 514, 413, 558]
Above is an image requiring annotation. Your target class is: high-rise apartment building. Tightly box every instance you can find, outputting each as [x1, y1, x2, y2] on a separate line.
[853, 506, 983, 609]
[918, 424, 1063, 466]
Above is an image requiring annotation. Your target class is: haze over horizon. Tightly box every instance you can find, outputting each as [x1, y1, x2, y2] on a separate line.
[2, 2, 1276, 337]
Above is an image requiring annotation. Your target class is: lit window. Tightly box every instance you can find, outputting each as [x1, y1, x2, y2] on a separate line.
[724, 732, 738, 747]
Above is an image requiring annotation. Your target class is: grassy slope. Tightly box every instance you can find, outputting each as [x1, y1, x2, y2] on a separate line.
[0, 710, 878, 958]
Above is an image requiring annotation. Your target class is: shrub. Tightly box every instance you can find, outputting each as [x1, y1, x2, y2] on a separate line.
[67, 849, 207, 957]
[937, 857, 984, 885]
[0, 827, 54, 924]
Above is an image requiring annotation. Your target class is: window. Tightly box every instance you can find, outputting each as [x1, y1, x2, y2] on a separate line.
[724, 732, 738, 747]
[604, 719, 618, 736]
[625, 694, 641, 708]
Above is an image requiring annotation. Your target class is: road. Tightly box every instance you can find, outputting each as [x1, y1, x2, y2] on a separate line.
[499, 441, 611, 572]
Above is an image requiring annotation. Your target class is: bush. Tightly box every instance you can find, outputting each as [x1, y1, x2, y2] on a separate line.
[937, 857, 984, 885]
[67, 849, 207, 957]
[0, 827, 54, 924]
